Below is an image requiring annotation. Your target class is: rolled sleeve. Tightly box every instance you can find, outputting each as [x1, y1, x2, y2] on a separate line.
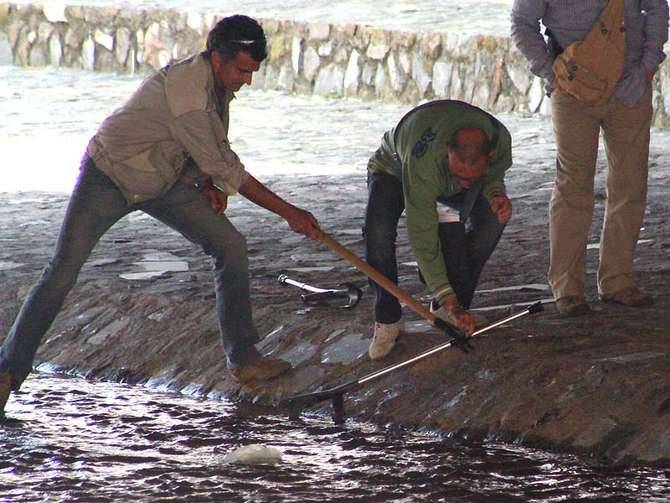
[402, 158, 451, 297]
[511, 0, 555, 83]
[170, 110, 248, 195]
[641, 0, 669, 71]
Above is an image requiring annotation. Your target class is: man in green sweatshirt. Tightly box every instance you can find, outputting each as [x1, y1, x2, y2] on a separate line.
[365, 100, 513, 359]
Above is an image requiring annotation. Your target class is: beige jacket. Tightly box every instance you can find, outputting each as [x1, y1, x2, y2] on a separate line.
[86, 54, 248, 204]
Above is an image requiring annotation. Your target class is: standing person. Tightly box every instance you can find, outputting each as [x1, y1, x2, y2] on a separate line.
[0, 14, 323, 416]
[511, 0, 669, 316]
[365, 100, 513, 360]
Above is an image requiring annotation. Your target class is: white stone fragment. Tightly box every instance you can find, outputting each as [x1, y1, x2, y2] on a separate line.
[94, 29, 114, 51]
[223, 445, 282, 465]
[43, 1, 67, 22]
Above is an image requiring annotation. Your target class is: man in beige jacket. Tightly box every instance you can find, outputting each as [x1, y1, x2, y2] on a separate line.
[0, 15, 322, 417]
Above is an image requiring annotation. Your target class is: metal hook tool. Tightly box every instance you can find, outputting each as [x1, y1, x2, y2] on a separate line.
[278, 274, 363, 309]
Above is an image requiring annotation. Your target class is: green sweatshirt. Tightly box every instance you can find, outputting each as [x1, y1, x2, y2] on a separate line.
[367, 100, 512, 302]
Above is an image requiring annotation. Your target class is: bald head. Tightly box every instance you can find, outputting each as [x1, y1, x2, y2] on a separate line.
[447, 126, 493, 165]
[446, 126, 495, 187]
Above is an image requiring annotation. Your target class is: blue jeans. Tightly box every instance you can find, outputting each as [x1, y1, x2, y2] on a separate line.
[0, 156, 260, 388]
[364, 171, 505, 324]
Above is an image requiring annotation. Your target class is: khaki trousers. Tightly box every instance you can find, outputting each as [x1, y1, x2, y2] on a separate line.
[548, 85, 652, 300]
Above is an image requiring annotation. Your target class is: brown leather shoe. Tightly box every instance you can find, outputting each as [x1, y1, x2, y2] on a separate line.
[601, 287, 653, 307]
[555, 296, 591, 317]
[230, 356, 292, 383]
[0, 372, 12, 417]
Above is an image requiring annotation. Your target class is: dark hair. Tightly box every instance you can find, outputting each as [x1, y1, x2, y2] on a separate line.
[447, 127, 493, 164]
[204, 15, 267, 63]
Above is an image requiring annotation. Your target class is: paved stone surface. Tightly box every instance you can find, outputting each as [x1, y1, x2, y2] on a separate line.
[2, 65, 670, 465]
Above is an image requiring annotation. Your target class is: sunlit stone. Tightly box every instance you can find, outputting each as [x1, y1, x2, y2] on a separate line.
[43, 1, 67, 23]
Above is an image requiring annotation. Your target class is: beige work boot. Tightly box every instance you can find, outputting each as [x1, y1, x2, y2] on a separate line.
[555, 296, 591, 317]
[368, 322, 400, 360]
[600, 287, 653, 307]
[0, 372, 12, 418]
[230, 356, 292, 384]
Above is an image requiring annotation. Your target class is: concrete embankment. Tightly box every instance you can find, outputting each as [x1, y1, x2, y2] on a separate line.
[1, 163, 669, 466]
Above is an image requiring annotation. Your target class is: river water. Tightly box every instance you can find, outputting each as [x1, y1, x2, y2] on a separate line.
[2, 62, 670, 500]
[2, 373, 669, 502]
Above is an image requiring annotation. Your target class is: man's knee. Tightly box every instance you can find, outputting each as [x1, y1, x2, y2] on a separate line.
[209, 229, 249, 266]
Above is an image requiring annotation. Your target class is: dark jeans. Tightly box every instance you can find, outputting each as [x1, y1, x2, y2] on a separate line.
[0, 156, 261, 389]
[364, 171, 505, 324]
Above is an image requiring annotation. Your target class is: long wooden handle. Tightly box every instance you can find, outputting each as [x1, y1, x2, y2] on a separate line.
[320, 233, 436, 323]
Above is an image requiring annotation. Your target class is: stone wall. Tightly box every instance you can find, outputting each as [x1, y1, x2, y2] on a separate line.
[2, 2, 670, 127]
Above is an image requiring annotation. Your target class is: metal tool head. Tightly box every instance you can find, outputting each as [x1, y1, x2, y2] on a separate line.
[301, 282, 362, 309]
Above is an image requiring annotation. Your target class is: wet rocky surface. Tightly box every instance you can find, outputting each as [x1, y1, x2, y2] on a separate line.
[1, 66, 670, 467]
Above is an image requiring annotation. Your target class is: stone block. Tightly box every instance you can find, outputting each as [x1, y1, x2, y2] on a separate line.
[14, 30, 30, 65]
[83, 5, 119, 25]
[115, 26, 131, 66]
[94, 28, 114, 51]
[334, 46, 349, 64]
[395, 30, 417, 49]
[82, 35, 95, 71]
[29, 42, 47, 66]
[314, 63, 344, 97]
[37, 21, 52, 42]
[0, 33, 11, 64]
[317, 40, 332, 57]
[7, 19, 23, 48]
[302, 45, 320, 82]
[344, 49, 360, 96]
[64, 24, 86, 48]
[43, 1, 67, 23]
[291, 36, 302, 75]
[366, 30, 389, 61]
[387, 52, 407, 94]
[360, 60, 375, 87]
[412, 52, 432, 97]
[397, 48, 411, 74]
[419, 32, 441, 59]
[374, 61, 386, 97]
[277, 61, 294, 91]
[64, 5, 84, 20]
[432, 61, 453, 98]
[269, 33, 286, 62]
[308, 22, 330, 41]
[48, 34, 62, 65]
[0, 4, 10, 27]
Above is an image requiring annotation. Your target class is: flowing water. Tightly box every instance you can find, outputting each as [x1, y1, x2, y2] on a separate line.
[2, 373, 669, 502]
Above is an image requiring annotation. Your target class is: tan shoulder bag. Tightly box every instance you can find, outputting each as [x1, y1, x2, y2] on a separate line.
[551, 0, 626, 105]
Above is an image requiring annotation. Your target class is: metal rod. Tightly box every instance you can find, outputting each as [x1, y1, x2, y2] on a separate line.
[358, 302, 542, 385]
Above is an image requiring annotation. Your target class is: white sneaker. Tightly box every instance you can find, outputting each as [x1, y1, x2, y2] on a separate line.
[368, 322, 400, 360]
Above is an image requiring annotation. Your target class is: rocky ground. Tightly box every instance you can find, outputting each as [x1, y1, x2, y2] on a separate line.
[1, 144, 670, 466]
